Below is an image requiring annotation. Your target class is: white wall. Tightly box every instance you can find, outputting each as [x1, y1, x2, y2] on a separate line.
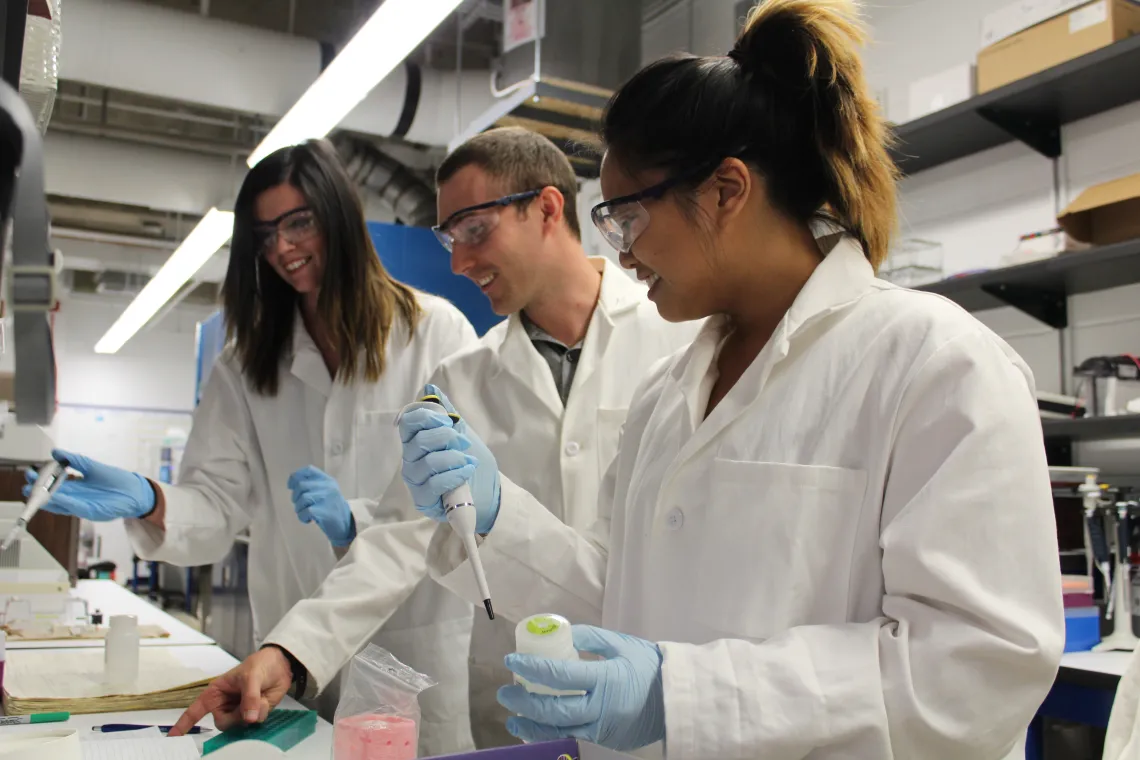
[5, 294, 212, 578]
[859, 0, 1140, 475]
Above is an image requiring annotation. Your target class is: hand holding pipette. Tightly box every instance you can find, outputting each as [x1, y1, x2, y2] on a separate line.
[2, 457, 69, 551]
[398, 384, 498, 620]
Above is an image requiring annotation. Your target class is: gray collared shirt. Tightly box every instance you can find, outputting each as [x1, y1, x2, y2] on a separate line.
[521, 312, 583, 405]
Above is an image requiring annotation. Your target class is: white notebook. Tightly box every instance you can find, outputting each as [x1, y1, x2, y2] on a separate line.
[81, 736, 199, 760]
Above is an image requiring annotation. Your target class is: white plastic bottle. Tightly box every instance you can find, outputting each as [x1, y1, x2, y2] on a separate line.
[104, 615, 140, 687]
[514, 613, 585, 696]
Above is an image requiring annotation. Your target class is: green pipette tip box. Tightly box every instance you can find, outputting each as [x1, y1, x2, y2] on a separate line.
[201, 709, 317, 756]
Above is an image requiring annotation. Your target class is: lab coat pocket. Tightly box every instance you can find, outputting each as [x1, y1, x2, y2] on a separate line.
[596, 407, 629, 476]
[353, 410, 401, 503]
[696, 459, 867, 639]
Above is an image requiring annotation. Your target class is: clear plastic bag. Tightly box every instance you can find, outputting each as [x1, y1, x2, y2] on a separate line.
[333, 645, 437, 760]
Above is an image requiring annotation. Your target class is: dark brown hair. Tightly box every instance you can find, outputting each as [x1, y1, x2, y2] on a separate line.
[436, 126, 582, 240]
[600, 0, 897, 268]
[222, 139, 421, 396]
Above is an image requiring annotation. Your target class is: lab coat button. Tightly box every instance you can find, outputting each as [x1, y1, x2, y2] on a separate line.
[564, 441, 581, 457]
[666, 508, 684, 530]
[330, 441, 344, 456]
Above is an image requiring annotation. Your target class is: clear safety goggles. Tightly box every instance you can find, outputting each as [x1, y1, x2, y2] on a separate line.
[589, 174, 693, 253]
[253, 207, 319, 257]
[591, 156, 743, 253]
[432, 189, 543, 252]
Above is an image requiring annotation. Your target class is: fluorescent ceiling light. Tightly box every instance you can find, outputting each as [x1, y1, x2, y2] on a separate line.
[94, 208, 234, 355]
[247, 0, 465, 167]
[97, 1, 459, 352]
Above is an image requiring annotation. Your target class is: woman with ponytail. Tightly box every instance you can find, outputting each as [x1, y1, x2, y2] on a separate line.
[404, 1, 1064, 756]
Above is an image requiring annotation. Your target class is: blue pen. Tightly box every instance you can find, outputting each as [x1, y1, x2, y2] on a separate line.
[92, 724, 210, 735]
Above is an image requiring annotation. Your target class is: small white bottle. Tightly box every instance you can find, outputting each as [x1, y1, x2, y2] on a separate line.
[104, 615, 140, 688]
[514, 613, 585, 696]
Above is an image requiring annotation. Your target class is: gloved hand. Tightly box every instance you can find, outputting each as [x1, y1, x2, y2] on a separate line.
[399, 384, 500, 534]
[497, 625, 666, 751]
[287, 466, 356, 547]
[24, 449, 155, 521]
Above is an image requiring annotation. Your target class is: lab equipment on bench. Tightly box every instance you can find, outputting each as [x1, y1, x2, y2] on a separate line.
[103, 615, 139, 688]
[398, 391, 494, 621]
[201, 709, 317, 756]
[1073, 354, 1140, 417]
[0, 502, 70, 618]
[1071, 473, 1140, 652]
[514, 614, 585, 696]
[2, 458, 67, 552]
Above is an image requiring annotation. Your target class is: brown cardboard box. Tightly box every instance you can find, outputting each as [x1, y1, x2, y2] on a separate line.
[0, 372, 13, 405]
[977, 0, 1140, 93]
[1058, 173, 1140, 246]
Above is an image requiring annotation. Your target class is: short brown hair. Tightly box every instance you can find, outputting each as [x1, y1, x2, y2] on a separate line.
[436, 127, 581, 240]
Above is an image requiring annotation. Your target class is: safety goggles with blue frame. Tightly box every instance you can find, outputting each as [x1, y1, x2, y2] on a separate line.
[590, 157, 740, 253]
[432, 189, 543, 252]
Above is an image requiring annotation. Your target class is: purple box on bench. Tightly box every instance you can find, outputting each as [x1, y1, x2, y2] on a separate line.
[425, 740, 639, 760]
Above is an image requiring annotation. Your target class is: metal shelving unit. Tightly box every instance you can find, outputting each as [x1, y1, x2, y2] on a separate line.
[915, 239, 1140, 454]
[917, 238, 1140, 329]
[890, 35, 1140, 174]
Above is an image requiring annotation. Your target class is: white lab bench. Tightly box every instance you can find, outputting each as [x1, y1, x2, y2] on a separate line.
[8, 580, 215, 650]
[1, 581, 334, 758]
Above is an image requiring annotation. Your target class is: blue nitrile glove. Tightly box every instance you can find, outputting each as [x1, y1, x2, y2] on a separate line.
[497, 625, 666, 751]
[287, 466, 356, 547]
[399, 384, 500, 534]
[23, 449, 155, 521]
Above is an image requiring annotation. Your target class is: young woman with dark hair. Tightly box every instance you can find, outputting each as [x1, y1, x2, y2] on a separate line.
[30, 139, 479, 755]
[400, 1, 1063, 757]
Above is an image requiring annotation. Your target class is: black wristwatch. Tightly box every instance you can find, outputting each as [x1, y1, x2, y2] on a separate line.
[262, 644, 309, 700]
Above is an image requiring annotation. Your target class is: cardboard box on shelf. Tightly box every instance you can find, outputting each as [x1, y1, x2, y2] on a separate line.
[1057, 172, 1140, 246]
[907, 63, 977, 121]
[0, 372, 14, 405]
[977, 0, 1140, 93]
[982, 0, 1092, 48]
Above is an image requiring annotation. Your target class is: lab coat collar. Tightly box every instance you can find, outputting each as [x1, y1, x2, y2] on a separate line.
[288, 307, 333, 397]
[669, 236, 876, 442]
[492, 257, 641, 418]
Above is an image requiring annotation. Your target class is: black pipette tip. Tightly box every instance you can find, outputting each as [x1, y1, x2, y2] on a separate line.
[484, 599, 495, 620]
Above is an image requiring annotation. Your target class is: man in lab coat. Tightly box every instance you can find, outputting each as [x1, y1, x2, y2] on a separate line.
[174, 127, 700, 747]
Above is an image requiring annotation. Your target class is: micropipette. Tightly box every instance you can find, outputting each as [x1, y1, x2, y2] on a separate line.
[2, 458, 68, 551]
[397, 395, 494, 620]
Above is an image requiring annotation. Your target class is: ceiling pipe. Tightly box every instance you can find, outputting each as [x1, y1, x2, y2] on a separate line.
[336, 135, 438, 228]
[63, 0, 498, 148]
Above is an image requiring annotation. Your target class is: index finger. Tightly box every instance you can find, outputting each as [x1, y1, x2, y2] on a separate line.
[398, 408, 453, 443]
[170, 692, 215, 736]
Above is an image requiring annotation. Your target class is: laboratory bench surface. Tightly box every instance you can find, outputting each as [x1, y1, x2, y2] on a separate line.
[1, 581, 334, 758]
[0, 691, 332, 760]
[7, 579, 216, 650]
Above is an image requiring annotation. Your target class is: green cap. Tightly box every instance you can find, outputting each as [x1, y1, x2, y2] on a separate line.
[30, 712, 70, 724]
[526, 615, 563, 636]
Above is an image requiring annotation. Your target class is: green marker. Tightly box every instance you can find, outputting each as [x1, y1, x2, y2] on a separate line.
[0, 712, 70, 726]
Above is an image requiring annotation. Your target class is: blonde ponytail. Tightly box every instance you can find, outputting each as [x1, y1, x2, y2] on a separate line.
[738, 0, 898, 267]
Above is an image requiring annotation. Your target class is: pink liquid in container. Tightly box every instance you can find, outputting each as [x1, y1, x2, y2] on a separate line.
[334, 714, 417, 760]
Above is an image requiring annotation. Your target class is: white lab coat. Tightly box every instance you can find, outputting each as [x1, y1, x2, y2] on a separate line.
[427, 238, 1065, 760]
[1105, 648, 1140, 760]
[124, 292, 479, 757]
[262, 257, 700, 748]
